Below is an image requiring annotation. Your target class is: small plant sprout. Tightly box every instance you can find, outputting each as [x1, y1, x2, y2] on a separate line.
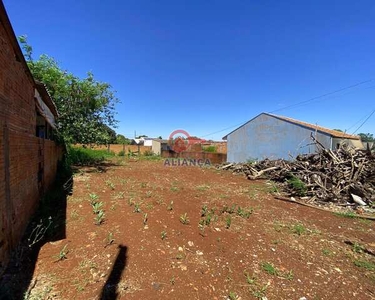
[167, 200, 174, 211]
[105, 180, 115, 190]
[170, 186, 179, 192]
[179, 213, 190, 225]
[145, 191, 152, 198]
[261, 262, 294, 280]
[204, 213, 213, 226]
[56, 244, 69, 261]
[225, 216, 232, 229]
[322, 249, 332, 256]
[128, 198, 134, 206]
[236, 206, 253, 219]
[143, 213, 148, 225]
[94, 210, 105, 225]
[89, 193, 99, 203]
[133, 203, 141, 213]
[244, 272, 256, 285]
[91, 201, 103, 214]
[170, 277, 175, 285]
[353, 242, 364, 253]
[198, 219, 205, 231]
[291, 223, 306, 236]
[114, 191, 125, 199]
[228, 291, 238, 300]
[262, 262, 277, 276]
[105, 232, 115, 247]
[161, 230, 167, 240]
[201, 205, 208, 217]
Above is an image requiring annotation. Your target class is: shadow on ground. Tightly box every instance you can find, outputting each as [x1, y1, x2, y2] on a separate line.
[99, 245, 128, 300]
[0, 160, 72, 300]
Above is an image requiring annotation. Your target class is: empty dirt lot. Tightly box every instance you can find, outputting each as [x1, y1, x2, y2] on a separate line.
[2, 158, 375, 299]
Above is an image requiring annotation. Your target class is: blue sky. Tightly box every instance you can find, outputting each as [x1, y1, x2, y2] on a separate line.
[4, 0, 375, 140]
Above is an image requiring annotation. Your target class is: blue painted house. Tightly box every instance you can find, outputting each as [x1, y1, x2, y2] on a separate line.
[223, 113, 362, 163]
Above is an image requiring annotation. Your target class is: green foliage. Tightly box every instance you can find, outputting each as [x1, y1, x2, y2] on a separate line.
[89, 193, 99, 203]
[261, 262, 277, 276]
[287, 175, 307, 196]
[291, 223, 306, 236]
[143, 150, 154, 156]
[91, 202, 103, 214]
[133, 203, 141, 213]
[167, 201, 174, 211]
[228, 292, 238, 300]
[179, 213, 190, 225]
[105, 232, 115, 247]
[202, 145, 217, 153]
[261, 262, 294, 280]
[115, 134, 131, 145]
[56, 244, 69, 261]
[352, 242, 365, 253]
[225, 216, 232, 229]
[118, 150, 125, 156]
[201, 205, 208, 217]
[358, 133, 374, 142]
[18, 36, 119, 145]
[67, 146, 115, 165]
[334, 211, 357, 218]
[94, 210, 105, 225]
[354, 259, 375, 270]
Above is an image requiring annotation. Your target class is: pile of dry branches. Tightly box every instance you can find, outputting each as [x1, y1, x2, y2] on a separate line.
[220, 141, 375, 207]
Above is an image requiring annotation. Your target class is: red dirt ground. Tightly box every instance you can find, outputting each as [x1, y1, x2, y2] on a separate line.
[9, 159, 375, 299]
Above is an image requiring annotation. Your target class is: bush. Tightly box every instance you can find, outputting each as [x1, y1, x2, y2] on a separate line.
[202, 145, 217, 153]
[118, 150, 125, 156]
[67, 146, 115, 165]
[143, 150, 154, 156]
[287, 175, 307, 196]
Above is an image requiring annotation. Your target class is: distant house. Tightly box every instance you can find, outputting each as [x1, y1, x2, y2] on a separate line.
[223, 113, 362, 162]
[151, 139, 169, 155]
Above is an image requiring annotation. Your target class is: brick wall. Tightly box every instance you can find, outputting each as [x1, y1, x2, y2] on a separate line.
[0, 16, 63, 272]
[87, 144, 152, 155]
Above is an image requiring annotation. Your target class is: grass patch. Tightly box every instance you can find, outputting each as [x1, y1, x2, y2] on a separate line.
[291, 223, 306, 236]
[67, 146, 115, 165]
[334, 211, 357, 218]
[322, 249, 333, 256]
[261, 262, 294, 280]
[354, 259, 375, 271]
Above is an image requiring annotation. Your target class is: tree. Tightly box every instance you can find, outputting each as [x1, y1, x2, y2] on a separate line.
[358, 133, 374, 142]
[115, 134, 131, 145]
[19, 36, 119, 145]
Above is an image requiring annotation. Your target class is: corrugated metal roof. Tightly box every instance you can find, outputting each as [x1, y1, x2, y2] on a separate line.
[268, 114, 359, 139]
[222, 113, 360, 140]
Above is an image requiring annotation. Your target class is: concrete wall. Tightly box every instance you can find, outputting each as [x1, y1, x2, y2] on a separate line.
[227, 113, 332, 162]
[0, 17, 63, 272]
[152, 140, 161, 155]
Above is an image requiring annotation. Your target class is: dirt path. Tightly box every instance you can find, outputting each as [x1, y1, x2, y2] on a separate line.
[14, 159, 375, 299]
